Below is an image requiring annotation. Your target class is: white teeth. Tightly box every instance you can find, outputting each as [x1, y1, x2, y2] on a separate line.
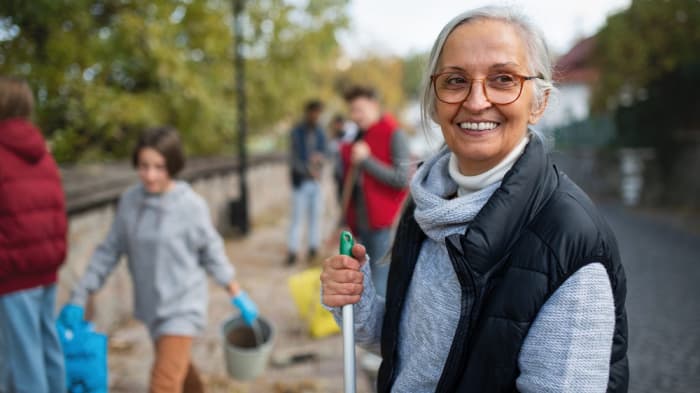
[458, 122, 499, 131]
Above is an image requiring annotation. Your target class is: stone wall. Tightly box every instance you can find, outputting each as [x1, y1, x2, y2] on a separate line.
[56, 155, 291, 332]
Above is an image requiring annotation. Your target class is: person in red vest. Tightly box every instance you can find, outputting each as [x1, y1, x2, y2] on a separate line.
[0, 76, 67, 393]
[340, 86, 410, 298]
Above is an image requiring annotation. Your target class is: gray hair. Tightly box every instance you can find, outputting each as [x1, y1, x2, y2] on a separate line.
[420, 6, 555, 133]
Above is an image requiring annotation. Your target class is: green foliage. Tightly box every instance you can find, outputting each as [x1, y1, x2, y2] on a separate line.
[334, 54, 407, 115]
[590, 0, 700, 190]
[591, 0, 700, 113]
[0, 0, 349, 163]
[244, 0, 349, 136]
[614, 63, 700, 169]
[401, 51, 428, 100]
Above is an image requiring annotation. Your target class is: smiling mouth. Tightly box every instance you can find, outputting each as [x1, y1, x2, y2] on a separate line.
[458, 121, 500, 131]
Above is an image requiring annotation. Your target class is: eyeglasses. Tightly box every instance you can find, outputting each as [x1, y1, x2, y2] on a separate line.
[431, 72, 543, 105]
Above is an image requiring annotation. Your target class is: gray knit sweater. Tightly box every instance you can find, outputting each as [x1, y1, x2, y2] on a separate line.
[70, 182, 235, 338]
[330, 142, 615, 392]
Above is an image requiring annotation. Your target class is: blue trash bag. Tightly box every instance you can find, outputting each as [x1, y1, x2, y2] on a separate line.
[56, 319, 108, 393]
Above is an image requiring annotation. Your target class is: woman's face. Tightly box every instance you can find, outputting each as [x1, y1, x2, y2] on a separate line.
[137, 147, 173, 194]
[434, 19, 548, 175]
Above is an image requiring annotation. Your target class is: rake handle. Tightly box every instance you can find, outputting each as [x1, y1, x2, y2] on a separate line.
[339, 231, 356, 393]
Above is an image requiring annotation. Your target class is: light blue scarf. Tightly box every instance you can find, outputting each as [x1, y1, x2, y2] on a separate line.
[410, 146, 500, 243]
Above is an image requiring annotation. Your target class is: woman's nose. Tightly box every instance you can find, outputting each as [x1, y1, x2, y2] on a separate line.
[461, 80, 491, 112]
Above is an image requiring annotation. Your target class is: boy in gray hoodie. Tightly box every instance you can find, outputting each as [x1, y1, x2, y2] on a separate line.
[59, 127, 257, 393]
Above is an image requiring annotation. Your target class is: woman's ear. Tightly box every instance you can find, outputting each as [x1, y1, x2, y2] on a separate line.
[528, 90, 550, 125]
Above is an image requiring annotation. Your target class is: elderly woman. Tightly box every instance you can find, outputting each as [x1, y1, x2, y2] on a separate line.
[321, 6, 628, 393]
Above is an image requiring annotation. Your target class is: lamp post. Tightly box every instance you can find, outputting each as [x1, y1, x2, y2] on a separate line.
[230, 0, 250, 235]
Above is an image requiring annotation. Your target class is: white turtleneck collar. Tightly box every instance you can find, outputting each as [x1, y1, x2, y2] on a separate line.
[449, 135, 530, 197]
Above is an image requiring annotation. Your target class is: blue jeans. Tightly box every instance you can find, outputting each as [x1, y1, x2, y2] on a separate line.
[0, 284, 65, 393]
[288, 180, 323, 254]
[358, 228, 392, 298]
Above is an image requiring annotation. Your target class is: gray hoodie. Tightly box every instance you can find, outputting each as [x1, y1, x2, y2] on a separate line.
[70, 181, 234, 338]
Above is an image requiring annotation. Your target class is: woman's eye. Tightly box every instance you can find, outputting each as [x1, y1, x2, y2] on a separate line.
[491, 74, 516, 84]
[445, 75, 467, 86]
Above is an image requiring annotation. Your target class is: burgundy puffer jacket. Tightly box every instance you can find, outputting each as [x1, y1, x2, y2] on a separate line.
[0, 118, 67, 295]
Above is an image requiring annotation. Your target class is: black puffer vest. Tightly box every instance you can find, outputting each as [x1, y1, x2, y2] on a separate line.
[377, 137, 628, 393]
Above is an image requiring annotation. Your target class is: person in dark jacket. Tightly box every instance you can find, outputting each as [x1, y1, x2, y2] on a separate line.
[287, 100, 327, 265]
[321, 6, 628, 393]
[0, 76, 67, 393]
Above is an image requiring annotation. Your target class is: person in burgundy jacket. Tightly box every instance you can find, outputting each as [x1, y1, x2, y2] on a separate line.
[0, 76, 67, 393]
[340, 86, 411, 298]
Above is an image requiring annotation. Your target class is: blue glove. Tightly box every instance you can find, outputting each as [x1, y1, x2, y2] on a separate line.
[58, 304, 84, 329]
[231, 292, 258, 326]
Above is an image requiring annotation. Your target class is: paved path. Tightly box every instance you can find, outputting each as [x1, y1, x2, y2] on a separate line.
[601, 205, 700, 392]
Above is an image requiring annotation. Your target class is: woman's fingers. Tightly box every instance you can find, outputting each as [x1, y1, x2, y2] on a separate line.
[351, 244, 367, 263]
[323, 293, 362, 307]
[323, 254, 361, 271]
[320, 265, 363, 285]
[323, 280, 363, 295]
[321, 252, 366, 307]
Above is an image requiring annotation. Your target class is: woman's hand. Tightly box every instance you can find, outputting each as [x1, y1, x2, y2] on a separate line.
[321, 244, 367, 307]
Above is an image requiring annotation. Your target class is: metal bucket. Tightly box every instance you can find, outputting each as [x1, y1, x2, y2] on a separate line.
[222, 316, 274, 381]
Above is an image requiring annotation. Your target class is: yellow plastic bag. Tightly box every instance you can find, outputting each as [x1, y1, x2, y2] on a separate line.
[288, 267, 340, 338]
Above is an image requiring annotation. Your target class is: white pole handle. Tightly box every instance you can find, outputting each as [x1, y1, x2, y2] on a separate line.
[342, 303, 356, 393]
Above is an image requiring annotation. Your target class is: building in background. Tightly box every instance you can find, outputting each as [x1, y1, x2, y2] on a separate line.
[540, 36, 616, 149]
[539, 36, 598, 132]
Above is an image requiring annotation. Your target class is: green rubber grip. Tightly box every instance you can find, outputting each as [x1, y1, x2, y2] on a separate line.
[339, 231, 355, 256]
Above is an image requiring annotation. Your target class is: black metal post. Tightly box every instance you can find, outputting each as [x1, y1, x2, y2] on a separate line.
[230, 0, 250, 235]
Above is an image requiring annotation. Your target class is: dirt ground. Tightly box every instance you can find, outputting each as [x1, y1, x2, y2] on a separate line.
[107, 198, 375, 393]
